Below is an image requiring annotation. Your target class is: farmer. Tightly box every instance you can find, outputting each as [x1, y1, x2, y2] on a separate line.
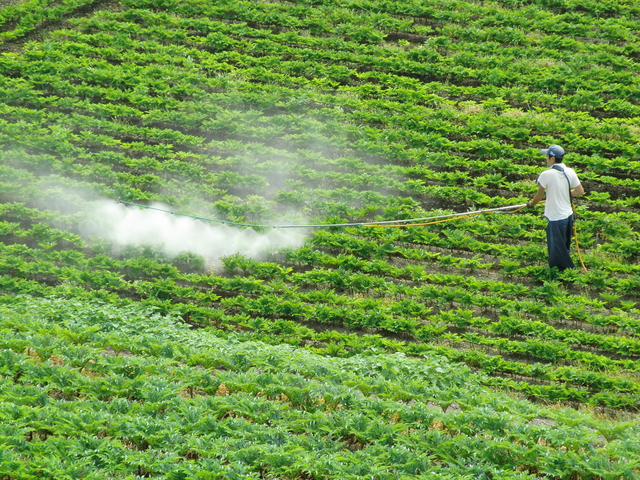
[526, 145, 584, 270]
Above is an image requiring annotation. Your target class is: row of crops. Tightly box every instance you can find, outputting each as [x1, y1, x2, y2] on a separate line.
[0, 0, 639, 478]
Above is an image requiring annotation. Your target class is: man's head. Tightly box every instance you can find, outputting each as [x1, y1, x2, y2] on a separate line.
[540, 145, 564, 164]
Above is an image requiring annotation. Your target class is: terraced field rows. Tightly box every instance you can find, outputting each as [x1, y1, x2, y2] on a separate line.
[0, 0, 639, 478]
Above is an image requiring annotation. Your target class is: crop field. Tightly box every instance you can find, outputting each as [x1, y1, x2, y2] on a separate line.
[0, 0, 639, 478]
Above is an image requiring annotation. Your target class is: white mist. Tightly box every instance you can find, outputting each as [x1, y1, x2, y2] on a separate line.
[81, 201, 307, 265]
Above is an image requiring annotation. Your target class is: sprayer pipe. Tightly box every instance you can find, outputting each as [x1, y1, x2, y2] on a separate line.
[119, 201, 527, 229]
[356, 204, 527, 225]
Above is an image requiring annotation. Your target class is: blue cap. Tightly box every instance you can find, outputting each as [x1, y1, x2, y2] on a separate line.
[540, 144, 565, 158]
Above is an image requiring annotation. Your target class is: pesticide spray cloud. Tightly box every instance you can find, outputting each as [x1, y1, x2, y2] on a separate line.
[81, 200, 307, 266]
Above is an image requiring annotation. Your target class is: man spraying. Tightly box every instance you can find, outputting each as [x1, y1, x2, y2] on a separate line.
[526, 145, 585, 271]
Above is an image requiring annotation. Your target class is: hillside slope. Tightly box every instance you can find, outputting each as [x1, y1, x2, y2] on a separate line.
[0, 0, 639, 478]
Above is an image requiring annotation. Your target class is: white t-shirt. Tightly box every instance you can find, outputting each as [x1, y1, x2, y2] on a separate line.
[537, 164, 580, 221]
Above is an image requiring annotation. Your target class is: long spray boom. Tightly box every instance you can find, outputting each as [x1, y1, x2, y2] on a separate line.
[119, 201, 529, 229]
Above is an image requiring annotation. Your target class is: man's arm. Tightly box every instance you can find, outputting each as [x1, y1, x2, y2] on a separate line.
[527, 185, 546, 207]
[572, 184, 584, 197]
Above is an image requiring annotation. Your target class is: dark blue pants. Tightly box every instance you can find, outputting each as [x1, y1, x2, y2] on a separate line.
[546, 216, 576, 271]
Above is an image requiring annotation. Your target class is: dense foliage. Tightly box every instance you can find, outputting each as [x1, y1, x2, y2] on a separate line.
[0, 0, 639, 478]
[1, 296, 639, 479]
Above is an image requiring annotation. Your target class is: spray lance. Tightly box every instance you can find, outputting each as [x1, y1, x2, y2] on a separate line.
[118, 201, 533, 229]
